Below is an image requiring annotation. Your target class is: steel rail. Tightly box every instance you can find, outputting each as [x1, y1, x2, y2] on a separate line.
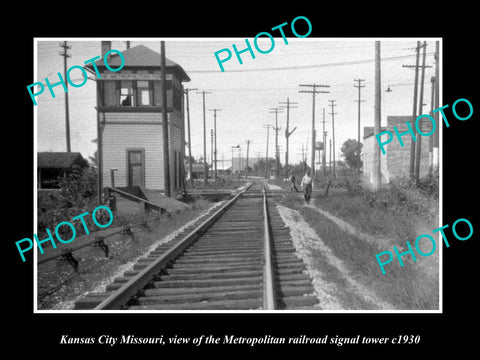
[94, 183, 253, 310]
[262, 186, 277, 310]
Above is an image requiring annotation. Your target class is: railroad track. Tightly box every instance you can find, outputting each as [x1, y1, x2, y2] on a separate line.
[75, 182, 319, 310]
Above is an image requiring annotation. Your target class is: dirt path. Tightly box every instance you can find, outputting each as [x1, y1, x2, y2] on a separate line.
[276, 204, 396, 310]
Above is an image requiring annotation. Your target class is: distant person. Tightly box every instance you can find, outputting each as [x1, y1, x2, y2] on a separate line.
[289, 174, 299, 193]
[300, 169, 313, 204]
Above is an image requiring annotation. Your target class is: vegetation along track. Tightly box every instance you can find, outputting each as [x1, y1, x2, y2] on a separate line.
[75, 182, 319, 310]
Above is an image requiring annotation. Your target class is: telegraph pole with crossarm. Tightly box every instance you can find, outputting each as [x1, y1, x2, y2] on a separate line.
[299, 84, 330, 177]
[279, 98, 298, 178]
[268, 107, 284, 178]
[354, 79, 365, 177]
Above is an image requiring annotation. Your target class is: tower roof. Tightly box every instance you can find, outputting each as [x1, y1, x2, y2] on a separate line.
[86, 44, 190, 82]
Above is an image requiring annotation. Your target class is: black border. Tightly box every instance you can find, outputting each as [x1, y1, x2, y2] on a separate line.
[8, 5, 478, 355]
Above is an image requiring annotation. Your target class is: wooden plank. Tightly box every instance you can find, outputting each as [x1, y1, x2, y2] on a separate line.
[139, 186, 191, 212]
[128, 298, 262, 310]
[139, 289, 262, 304]
[108, 187, 163, 210]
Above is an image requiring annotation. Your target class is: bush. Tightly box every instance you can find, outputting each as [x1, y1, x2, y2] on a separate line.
[341, 174, 439, 223]
[58, 164, 98, 207]
[37, 164, 99, 239]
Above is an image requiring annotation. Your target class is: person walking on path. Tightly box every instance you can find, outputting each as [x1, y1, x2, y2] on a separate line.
[289, 174, 299, 193]
[300, 169, 313, 204]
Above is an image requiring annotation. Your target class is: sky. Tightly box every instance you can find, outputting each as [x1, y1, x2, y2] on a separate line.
[34, 38, 439, 168]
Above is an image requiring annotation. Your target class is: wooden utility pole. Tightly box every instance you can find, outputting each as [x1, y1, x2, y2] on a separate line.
[184, 88, 197, 187]
[298, 144, 307, 164]
[279, 98, 298, 177]
[373, 41, 382, 191]
[299, 84, 330, 177]
[268, 107, 283, 178]
[245, 140, 251, 178]
[263, 124, 273, 178]
[354, 78, 366, 177]
[60, 41, 71, 153]
[433, 41, 440, 172]
[404, 41, 421, 179]
[160, 41, 171, 197]
[196, 90, 212, 185]
[328, 100, 337, 178]
[209, 108, 221, 182]
[210, 129, 214, 175]
[414, 41, 428, 180]
[429, 75, 435, 171]
[403, 42, 432, 179]
[329, 139, 332, 175]
[320, 108, 327, 176]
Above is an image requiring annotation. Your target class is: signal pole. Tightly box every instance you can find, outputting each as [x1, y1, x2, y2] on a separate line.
[184, 88, 197, 187]
[279, 98, 298, 177]
[196, 90, 212, 185]
[299, 83, 330, 177]
[354, 79, 366, 177]
[268, 107, 283, 178]
[59, 41, 71, 153]
[209, 108, 221, 182]
[328, 100, 337, 178]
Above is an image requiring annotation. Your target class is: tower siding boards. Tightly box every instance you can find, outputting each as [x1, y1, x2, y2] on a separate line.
[102, 111, 184, 191]
[102, 113, 164, 190]
[363, 116, 432, 185]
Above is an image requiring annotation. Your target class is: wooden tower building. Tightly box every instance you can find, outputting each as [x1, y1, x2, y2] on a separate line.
[86, 42, 190, 198]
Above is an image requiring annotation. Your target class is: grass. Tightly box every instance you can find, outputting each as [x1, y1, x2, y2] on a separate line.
[317, 181, 439, 244]
[277, 186, 439, 310]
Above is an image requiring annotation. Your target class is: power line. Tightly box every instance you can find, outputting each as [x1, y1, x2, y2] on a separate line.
[186, 53, 434, 73]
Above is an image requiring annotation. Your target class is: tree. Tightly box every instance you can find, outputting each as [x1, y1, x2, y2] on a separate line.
[89, 138, 98, 167]
[253, 157, 276, 175]
[184, 154, 196, 164]
[340, 139, 363, 170]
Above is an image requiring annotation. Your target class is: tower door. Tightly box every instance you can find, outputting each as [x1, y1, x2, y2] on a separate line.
[127, 150, 144, 187]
